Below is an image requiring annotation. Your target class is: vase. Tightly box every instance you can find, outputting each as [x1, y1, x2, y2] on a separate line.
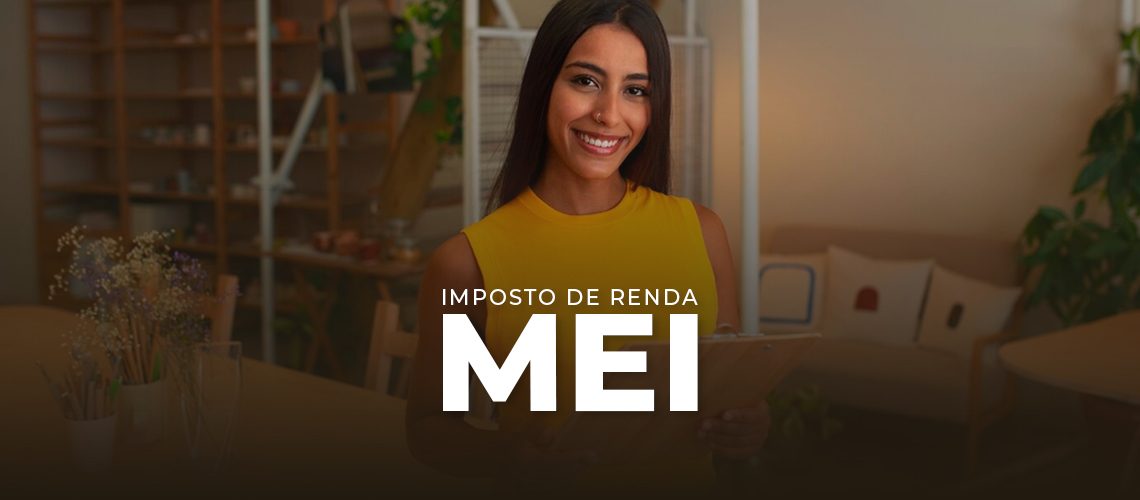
[117, 379, 167, 444]
[180, 341, 242, 473]
[67, 414, 117, 473]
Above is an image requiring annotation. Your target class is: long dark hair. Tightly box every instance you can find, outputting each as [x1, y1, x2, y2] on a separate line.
[486, 0, 672, 212]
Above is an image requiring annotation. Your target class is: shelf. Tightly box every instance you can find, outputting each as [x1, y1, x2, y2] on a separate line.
[124, 91, 214, 100]
[31, 0, 395, 304]
[223, 37, 319, 47]
[223, 92, 309, 100]
[36, 44, 109, 54]
[42, 182, 119, 195]
[122, 37, 317, 51]
[36, 91, 112, 101]
[123, 92, 309, 101]
[127, 143, 344, 153]
[35, 0, 108, 8]
[170, 241, 219, 254]
[129, 190, 213, 202]
[41, 138, 113, 148]
[227, 245, 425, 279]
[128, 142, 214, 151]
[229, 196, 330, 210]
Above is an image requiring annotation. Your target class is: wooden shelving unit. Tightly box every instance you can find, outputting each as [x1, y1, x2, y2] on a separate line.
[29, 0, 404, 305]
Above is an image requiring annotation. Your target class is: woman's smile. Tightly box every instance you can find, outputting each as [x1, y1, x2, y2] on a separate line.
[572, 129, 627, 156]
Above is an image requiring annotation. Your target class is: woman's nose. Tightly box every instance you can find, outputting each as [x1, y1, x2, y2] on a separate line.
[593, 91, 621, 127]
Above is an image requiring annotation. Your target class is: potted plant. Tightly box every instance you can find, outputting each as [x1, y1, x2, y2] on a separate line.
[1020, 27, 1140, 327]
[1020, 26, 1140, 462]
[762, 385, 843, 464]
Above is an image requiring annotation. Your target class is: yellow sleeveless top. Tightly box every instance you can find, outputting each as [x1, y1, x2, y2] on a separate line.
[461, 181, 719, 485]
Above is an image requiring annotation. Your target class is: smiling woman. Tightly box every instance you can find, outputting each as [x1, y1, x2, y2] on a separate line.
[406, 0, 766, 492]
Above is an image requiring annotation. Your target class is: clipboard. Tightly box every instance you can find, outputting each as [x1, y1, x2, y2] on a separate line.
[551, 332, 820, 463]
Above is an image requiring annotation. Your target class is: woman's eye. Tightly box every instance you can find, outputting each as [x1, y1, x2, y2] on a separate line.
[626, 86, 649, 97]
[571, 75, 598, 88]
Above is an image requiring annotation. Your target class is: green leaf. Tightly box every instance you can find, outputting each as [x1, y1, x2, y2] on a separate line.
[1083, 236, 1127, 259]
[413, 99, 436, 114]
[1074, 199, 1086, 219]
[429, 37, 443, 59]
[394, 30, 416, 51]
[1073, 151, 1119, 194]
[1039, 206, 1068, 224]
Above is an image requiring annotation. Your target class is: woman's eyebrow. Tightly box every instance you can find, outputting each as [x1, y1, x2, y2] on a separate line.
[565, 61, 649, 82]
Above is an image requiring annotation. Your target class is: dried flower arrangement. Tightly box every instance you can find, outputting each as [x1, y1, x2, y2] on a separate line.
[48, 228, 214, 396]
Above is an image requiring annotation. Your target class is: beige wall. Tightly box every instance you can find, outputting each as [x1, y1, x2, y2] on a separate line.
[0, 0, 37, 304]
[703, 0, 1119, 258]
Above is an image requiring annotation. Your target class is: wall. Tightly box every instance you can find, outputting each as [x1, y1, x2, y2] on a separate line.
[702, 0, 1119, 257]
[0, 0, 37, 304]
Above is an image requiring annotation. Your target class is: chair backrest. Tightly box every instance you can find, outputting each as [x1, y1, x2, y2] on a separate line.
[204, 274, 239, 343]
[366, 300, 419, 396]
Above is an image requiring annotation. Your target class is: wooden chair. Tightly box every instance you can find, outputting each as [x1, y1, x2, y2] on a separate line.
[203, 274, 239, 343]
[366, 300, 419, 397]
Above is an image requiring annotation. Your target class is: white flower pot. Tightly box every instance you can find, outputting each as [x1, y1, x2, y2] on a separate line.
[117, 379, 166, 444]
[67, 414, 116, 473]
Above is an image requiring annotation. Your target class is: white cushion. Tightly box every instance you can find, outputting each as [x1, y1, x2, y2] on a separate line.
[757, 253, 825, 333]
[917, 265, 1021, 358]
[823, 246, 932, 346]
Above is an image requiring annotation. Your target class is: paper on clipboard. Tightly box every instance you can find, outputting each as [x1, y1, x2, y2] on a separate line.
[551, 332, 820, 463]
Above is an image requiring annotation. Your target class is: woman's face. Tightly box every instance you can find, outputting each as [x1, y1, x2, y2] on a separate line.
[545, 23, 651, 183]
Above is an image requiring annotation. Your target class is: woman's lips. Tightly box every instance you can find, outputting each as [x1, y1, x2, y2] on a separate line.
[573, 129, 626, 156]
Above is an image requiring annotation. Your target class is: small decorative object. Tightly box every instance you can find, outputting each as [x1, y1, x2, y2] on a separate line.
[193, 124, 211, 146]
[312, 231, 334, 252]
[176, 169, 192, 194]
[382, 218, 408, 249]
[37, 349, 120, 473]
[391, 236, 421, 263]
[358, 238, 382, 262]
[279, 78, 302, 94]
[275, 18, 300, 40]
[238, 77, 257, 94]
[50, 228, 216, 447]
[334, 230, 360, 256]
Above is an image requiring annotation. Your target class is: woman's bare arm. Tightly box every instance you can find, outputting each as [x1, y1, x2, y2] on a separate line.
[694, 204, 741, 331]
[693, 204, 769, 460]
[406, 233, 516, 476]
[406, 233, 595, 477]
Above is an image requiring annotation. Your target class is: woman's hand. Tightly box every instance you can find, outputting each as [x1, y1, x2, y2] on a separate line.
[698, 402, 771, 459]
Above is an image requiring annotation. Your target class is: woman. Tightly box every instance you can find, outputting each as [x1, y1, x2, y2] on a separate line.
[407, 0, 768, 487]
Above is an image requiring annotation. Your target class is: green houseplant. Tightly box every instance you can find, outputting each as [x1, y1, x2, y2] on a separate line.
[1021, 27, 1140, 327]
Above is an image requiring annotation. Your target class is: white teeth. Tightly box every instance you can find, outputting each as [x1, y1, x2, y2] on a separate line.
[577, 132, 618, 149]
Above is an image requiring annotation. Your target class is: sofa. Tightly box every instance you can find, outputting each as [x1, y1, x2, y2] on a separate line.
[764, 225, 1026, 470]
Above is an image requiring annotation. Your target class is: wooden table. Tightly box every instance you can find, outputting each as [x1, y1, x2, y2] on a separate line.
[999, 311, 1140, 405]
[0, 306, 472, 496]
[999, 310, 1140, 489]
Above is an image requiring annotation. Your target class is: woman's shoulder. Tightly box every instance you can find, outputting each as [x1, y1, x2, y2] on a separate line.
[690, 202, 726, 233]
[637, 186, 722, 226]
